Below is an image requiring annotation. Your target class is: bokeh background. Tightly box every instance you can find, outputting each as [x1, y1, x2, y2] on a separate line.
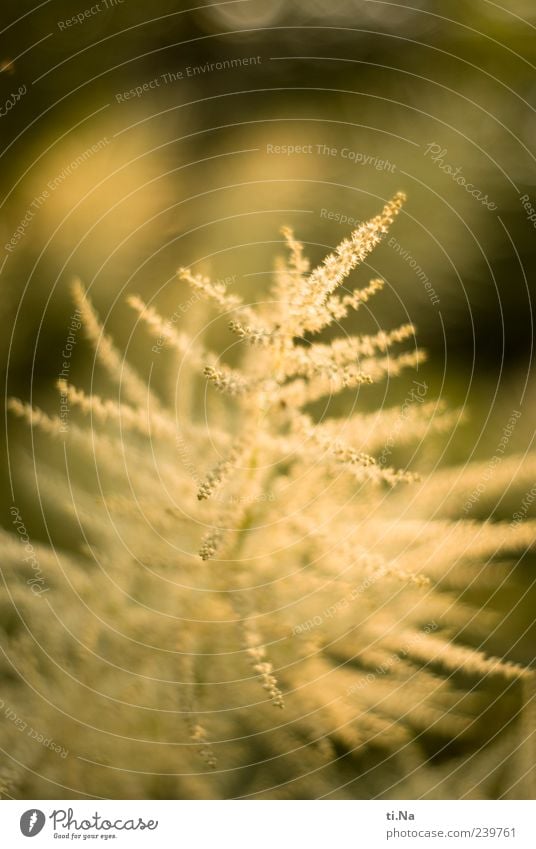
[0, 0, 534, 799]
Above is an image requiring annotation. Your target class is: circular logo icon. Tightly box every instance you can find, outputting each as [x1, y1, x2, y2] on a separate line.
[20, 810, 46, 837]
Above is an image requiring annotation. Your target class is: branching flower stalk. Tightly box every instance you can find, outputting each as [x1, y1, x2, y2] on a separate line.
[5, 191, 535, 799]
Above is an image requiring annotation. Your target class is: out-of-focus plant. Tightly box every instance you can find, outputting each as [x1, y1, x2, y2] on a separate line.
[3, 194, 535, 799]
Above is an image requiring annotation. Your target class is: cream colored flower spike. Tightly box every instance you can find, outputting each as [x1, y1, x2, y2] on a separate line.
[5, 193, 533, 799]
